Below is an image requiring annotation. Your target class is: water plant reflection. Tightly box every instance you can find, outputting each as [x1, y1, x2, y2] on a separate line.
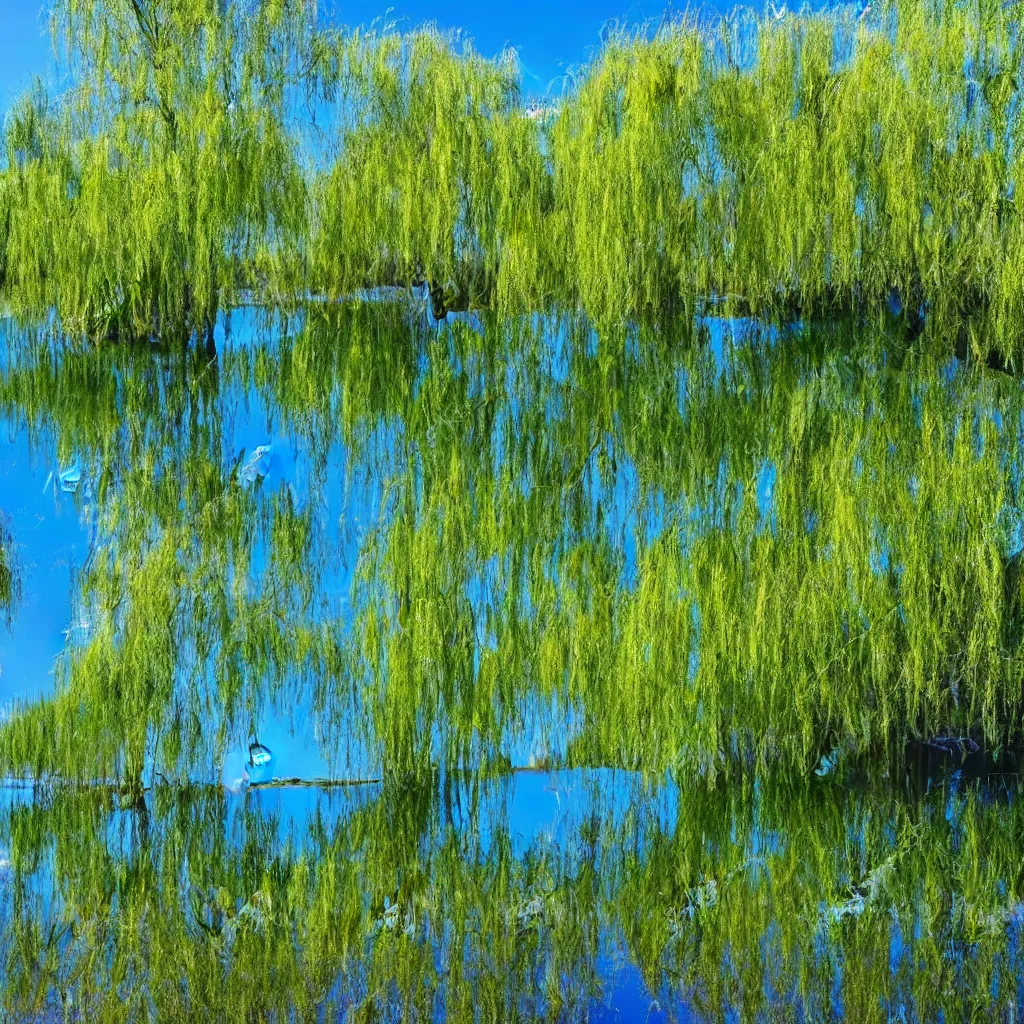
[0, 307, 1022, 784]
[0, 514, 18, 630]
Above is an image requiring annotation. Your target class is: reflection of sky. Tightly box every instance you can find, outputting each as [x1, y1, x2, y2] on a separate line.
[0, 310, 366, 782]
[211, 313, 377, 782]
[0, 309, 911, 785]
[0, 424, 93, 705]
[1, 766, 1010, 1021]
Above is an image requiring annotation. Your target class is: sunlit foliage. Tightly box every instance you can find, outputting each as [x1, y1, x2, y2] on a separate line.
[5, 0, 1024, 360]
[0, 307, 1022, 785]
[0, 514, 17, 630]
[2, 0, 316, 343]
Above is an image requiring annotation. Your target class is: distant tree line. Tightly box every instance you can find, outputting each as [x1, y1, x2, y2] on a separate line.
[2, 0, 1024, 359]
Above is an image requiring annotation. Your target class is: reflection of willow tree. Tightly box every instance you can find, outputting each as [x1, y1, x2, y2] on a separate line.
[6, 3, 1024, 353]
[1, 309, 1024, 782]
[618, 776, 1024, 1023]
[302, 311, 1024, 777]
[0, 332, 340, 791]
[0, 513, 18, 629]
[0, 778, 609, 1022]
[0, 773, 1022, 1021]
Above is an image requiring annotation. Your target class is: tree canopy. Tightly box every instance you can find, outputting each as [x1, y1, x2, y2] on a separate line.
[3, 0, 1024, 359]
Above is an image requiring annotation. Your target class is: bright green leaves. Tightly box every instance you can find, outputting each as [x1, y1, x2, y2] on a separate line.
[2, 0, 318, 342]
[0, 513, 19, 630]
[7, 3, 1024, 350]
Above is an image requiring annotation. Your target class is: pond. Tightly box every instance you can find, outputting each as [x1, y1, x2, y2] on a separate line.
[1, 301, 1023, 1020]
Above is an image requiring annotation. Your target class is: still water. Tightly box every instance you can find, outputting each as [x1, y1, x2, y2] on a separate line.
[0, 301, 1022, 1020]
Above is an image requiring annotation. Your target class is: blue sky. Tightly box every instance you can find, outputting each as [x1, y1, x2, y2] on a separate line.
[0, 1, 675, 109]
[0, 5, 50, 112]
[327, 0, 689, 97]
[0, 1, 821, 115]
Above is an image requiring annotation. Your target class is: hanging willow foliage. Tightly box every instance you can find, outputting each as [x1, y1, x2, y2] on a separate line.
[0, 513, 18, 629]
[0, 770, 1022, 1022]
[0, 304, 1022, 786]
[4, 0, 1024, 360]
[2, 0, 316, 343]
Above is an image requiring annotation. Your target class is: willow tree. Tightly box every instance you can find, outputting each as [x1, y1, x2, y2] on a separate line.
[7, 0, 1024, 351]
[309, 29, 552, 318]
[2, 0, 317, 345]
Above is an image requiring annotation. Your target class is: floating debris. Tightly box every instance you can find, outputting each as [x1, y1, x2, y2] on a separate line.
[240, 445, 273, 484]
[42, 462, 82, 495]
[516, 894, 545, 928]
[668, 877, 721, 936]
[247, 742, 275, 785]
[374, 896, 415, 938]
[826, 892, 866, 922]
[926, 736, 981, 756]
[822, 851, 901, 925]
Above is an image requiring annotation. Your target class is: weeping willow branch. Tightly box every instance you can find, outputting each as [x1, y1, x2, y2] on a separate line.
[0, 512, 19, 629]
[4, 0, 1024, 356]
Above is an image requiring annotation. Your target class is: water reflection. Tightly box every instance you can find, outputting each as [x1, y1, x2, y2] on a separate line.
[1, 304, 1023, 1016]
[0, 767, 1022, 1021]
[0, 511, 18, 630]
[1, 307, 1023, 783]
